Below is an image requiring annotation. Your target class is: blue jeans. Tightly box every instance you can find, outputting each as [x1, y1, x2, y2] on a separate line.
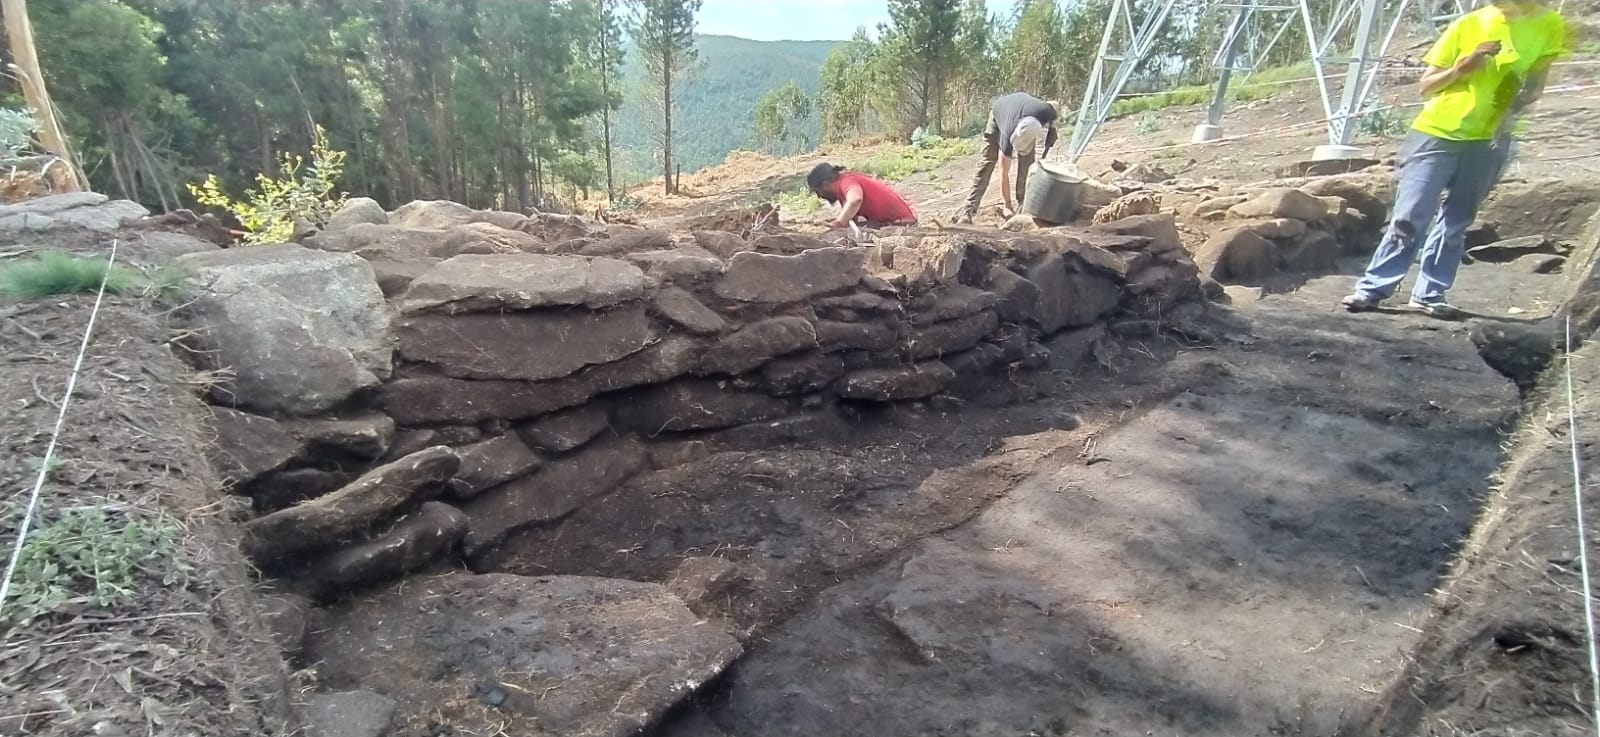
[1354, 131, 1496, 303]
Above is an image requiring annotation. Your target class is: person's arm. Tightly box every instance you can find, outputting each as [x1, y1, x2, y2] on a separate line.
[1041, 126, 1057, 159]
[828, 185, 864, 228]
[1420, 40, 1501, 96]
[1512, 58, 1557, 113]
[998, 154, 1015, 215]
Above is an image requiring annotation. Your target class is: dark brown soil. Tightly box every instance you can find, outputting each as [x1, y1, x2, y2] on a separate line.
[453, 252, 1581, 736]
[0, 239, 295, 735]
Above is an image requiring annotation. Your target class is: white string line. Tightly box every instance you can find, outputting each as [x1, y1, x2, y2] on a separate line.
[1563, 315, 1600, 737]
[1068, 59, 1600, 103]
[0, 239, 121, 625]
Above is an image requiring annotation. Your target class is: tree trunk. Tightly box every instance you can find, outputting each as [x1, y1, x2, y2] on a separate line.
[600, 29, 616, 203]
[2, 0, 85, 192]
[662, 51, 674, 196]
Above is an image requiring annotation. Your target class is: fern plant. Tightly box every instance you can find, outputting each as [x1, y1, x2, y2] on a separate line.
[190, 125, 348, 244]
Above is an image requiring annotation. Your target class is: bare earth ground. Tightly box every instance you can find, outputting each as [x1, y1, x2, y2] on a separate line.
[627, 59, 1599, 230]
[635, 258, 1553, 737]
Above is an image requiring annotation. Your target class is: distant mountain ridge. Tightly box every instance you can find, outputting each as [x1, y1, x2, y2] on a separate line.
[613, 34, 840, 183]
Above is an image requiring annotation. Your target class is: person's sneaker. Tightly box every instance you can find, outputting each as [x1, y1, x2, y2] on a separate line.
[1341, 294, 1380, 312]
[952, 211, 974, 225]
[1408, 299, 1463, 319]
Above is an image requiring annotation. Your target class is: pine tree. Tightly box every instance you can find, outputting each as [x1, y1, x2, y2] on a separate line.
[818, 27, 877, 142]
[628, 0, 701, 195]
[876, 0, 962, 136]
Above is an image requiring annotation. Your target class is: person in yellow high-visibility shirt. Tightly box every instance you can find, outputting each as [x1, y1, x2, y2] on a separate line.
[1342, 0, 1566, 318]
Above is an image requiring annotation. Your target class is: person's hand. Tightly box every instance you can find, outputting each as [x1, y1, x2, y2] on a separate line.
[827, 217, 849, 229]
[1000, 203, 1016, 218]
[1456, 41, 1502, 73]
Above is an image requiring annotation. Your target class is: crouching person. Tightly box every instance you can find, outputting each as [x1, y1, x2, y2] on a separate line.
[807, 163, 918, 229]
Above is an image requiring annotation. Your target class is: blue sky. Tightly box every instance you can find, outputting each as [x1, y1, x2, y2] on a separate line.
[696, 0, 889, 41]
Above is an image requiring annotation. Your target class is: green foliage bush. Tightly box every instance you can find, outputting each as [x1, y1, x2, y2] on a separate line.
[1, 504, 184, 626]
[854, 136, 975, 181]
[774, 188, 823, 217]
[190, 125, 347, 244]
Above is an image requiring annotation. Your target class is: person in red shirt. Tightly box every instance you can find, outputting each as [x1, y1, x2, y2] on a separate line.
[807, 163, 918, 229]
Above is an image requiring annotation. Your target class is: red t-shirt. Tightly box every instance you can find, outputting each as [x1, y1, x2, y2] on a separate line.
[837, 172, 916, 223]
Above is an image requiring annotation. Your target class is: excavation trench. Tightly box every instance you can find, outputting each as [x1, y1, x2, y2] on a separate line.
[176, 183, 1593, 736]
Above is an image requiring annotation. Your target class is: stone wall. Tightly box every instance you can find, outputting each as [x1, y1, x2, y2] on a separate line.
[172, 199, 1200, 735]
[181, 200, 1200, 602]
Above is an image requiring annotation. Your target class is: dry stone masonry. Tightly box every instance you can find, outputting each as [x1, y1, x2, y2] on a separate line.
[169, 195, 1205, 734]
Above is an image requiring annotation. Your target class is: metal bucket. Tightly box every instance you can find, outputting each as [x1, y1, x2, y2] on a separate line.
[1021, 161, 1088, 224]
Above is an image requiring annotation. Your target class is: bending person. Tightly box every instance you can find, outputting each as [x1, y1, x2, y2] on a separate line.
[957, 93, 1060, 223]
[1342, 0, 1565, 317]
[807, 163, 918, 229]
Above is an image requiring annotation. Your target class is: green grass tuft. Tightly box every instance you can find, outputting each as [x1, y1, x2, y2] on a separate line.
[1108, 63, 1314, 119]
[0, 250, 145, 300]
[774, 188, 824, 217]
[852, 136, 977, 182]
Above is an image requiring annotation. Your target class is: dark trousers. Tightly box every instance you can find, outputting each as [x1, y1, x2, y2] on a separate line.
[963, 113, 1033, 218]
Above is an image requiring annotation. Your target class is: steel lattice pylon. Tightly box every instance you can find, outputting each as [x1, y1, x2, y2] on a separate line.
[1064, 0, 1484, 163]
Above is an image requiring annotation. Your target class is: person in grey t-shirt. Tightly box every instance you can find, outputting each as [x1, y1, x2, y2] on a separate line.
[957, 93, 1061, 223]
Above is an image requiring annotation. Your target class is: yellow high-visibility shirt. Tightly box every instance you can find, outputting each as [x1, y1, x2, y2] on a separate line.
[1410, 5, 1567, 142]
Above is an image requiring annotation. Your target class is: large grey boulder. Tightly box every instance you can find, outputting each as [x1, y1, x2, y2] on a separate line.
[178, 244, 393, 415]
[389, 199, 485, 229]
[304, 572, 742, 737]
[325, 197, 389, 230]
[399, 253, 646, 314]
[0, 193, 148, 233]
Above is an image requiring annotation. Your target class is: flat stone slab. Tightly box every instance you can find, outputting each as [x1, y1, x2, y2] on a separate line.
[399, 253, 646, 314]
[305, 572, 742, 737]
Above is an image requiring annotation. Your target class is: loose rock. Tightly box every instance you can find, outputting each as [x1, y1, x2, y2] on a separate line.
[1229, 188, 1328, 222]
[616, 380, 793, 434]
[452, 435, 542, 498]
[1195, 228, 1278, 284]
[326, 198, 389, 230]
[696, 317, 817, 375]
[250, 468, 358, 512]
[304, 573, 742, 737]
[517, 404, 613, 454]
[653, 286, 728, 335]
[1279, 230, 1342, 273]
[835, 363, 957, 401]
[304, 691, 398, 737]
[307, 501, 469, 600]
[460, 438, 648, 557]
[908, 311, 1000, 360]
[287, 414, 396, 460]
[241, 446, 460, 568]
[206, 407, 300, 489]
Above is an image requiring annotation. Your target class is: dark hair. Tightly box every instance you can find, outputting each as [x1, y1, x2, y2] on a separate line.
[807, 163, 845, 203]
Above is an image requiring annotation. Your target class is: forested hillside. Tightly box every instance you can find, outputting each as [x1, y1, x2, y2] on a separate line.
[613, 35, 837, 181]
[3, 0, 1394, 220]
